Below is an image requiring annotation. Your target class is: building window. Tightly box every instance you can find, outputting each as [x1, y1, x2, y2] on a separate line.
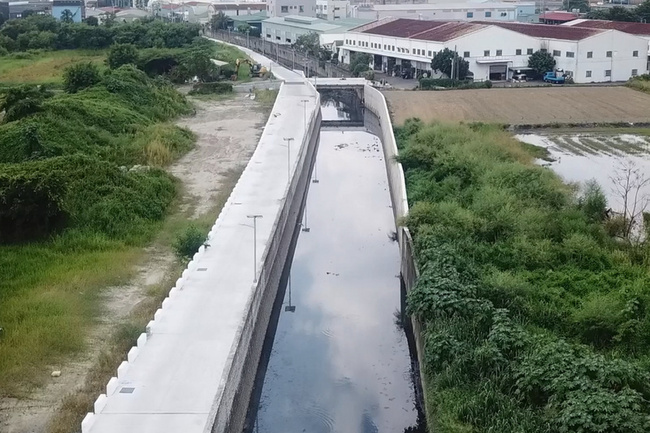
[632, 69, 638, 76]
[485, 11, 491, 17]
[467, 12, 473, 18]
[428, 50, 432, 56]
[286, 38, 291, 43]
[299, 5, 304, 12]
[527, 48, 533, 55]
[586, 70, 592, 78]
[540, 48, 547, 53]
[484, 50, 490, 56]
[276, 36, 281, 40]
[496, 49, 502, 56]
[267, 34, 271, 38]
[516, 49, 522, 55]
[281, 5, 288, 12]
[587, 51, 593, 58]
[392, 46, 395, 51]
[605, 69, 611, 77]
[633, 50, 639, 57]
[500, 12, 507, 16]
[566, 51, 574, 58]
[553, 50, 561, 57]
[606, 51, 612, 57]
[463, 51, 470, 57]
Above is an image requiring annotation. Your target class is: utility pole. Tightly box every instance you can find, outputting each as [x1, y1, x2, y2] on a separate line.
[283, 137, 294, 183]
[246, 215, 263, 283]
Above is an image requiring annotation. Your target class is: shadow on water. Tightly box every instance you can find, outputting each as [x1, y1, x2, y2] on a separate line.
[244, 90, 426, 433]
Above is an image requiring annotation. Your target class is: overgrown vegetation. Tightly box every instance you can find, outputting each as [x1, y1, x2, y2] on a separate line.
[397, 120, 650, 433]
[627, 73, 650, 94]
[586, 0, 650, 21]
[419, 78, 492, 90]
[0, 60, 194, 393]
[431, 48, 469, 80]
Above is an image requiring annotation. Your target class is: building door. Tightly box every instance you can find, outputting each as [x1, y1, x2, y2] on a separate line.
[489, 64, 507, 81]
[373, 54, 383, 71]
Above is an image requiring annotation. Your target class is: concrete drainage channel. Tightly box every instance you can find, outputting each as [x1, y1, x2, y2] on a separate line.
[79, 68, 425, 432]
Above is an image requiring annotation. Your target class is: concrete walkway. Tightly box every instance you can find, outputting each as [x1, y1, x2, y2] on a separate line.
[82, 51, 320, 433]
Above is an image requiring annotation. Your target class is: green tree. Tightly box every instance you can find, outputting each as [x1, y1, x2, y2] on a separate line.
[236, 23, 251, 34]
[22, 10, 36, 18]
[564, 0, 589, 12]
[528, 50, 556, 78]
[63, 62, 101, 93]
[84, 16, 99, 26]
[349, 52, 371, 77]
[635, 0, 650, 22]
[107, 43, 139, 69]
[607, 6, 637, 21]
[209, 11, 229, 31]
[431, 48, 469, 80]
[60, 9, 75, 24]
[292, 32, 320, 58]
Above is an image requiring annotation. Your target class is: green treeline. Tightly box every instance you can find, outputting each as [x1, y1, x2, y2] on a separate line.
[0, 66, 193, 244]
[397, 120, 650, 433]
[0, 14, 200, 54]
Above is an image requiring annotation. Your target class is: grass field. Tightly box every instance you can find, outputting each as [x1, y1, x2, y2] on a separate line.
[384, 86, 650, 126]
[0, 50, 106, 85]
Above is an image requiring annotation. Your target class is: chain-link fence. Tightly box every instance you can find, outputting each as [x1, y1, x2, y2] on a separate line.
[209, 30, 352, 78]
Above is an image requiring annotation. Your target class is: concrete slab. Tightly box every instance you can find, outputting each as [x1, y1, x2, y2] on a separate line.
[85, 71, 320, 433]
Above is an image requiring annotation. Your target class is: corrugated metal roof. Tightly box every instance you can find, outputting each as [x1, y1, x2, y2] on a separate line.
[564, 19, 650, 36]
[360, 18, 603, 42]
[484, 21, 604, 40]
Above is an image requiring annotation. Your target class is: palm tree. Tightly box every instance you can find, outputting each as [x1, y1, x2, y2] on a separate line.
[60, 9, 75, 24]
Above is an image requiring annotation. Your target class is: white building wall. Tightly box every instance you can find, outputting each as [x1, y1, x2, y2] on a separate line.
[341, 27, 649, 83]
[268, 0, 316, 17]
[262, 21, 326, 44]
[573, 31, 648, 83]
[316, 0, 350, 20]
[355, 4, 519, 22]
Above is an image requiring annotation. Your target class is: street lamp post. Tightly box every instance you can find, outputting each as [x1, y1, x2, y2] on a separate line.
[283, 137, 294, 182]
[246, 214, 263, 283]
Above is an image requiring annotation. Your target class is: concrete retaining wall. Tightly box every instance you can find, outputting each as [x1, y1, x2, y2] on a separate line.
[208, 84, 322, 433]
[363, 84, 428, 422]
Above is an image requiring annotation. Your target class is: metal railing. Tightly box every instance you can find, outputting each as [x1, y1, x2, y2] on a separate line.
[209, 29, 352, 79]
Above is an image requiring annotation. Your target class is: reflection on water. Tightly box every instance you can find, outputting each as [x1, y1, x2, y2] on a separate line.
[253, 128, 420, 433]
[516, 133, 650, 213]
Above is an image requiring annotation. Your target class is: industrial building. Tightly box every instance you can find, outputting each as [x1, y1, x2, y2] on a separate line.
[0, 0, 51, 19]
[262, 14, 368, 48]
[316, 0, 351, 21]
[352, 2, 538, 23]
[340, 18, 649, 83]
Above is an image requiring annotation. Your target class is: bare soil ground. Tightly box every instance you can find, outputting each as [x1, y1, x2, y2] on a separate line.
[0, 94, 268, 433]
[384, 87, 650, 126]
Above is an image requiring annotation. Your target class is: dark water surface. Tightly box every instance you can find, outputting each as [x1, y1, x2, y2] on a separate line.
[252, 116, 420, 432]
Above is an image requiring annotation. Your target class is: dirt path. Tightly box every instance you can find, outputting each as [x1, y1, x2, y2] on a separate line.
[0, 94, 268, 433]
[384, 86, 650, 126]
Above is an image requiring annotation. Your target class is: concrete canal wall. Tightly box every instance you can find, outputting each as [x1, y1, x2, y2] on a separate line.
[82, 78, 321, 433]
[363, 84, 429, 423]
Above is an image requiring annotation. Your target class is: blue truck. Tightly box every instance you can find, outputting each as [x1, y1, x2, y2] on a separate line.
[543, 71, 565, 84]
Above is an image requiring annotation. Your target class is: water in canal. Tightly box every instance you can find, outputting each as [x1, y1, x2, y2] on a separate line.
[251, 100, 421, 433]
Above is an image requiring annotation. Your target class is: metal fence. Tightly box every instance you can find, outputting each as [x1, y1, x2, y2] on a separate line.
[209, 30, 352, 79]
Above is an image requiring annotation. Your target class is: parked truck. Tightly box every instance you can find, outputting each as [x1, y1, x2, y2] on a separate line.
[543, 71, 565, 84]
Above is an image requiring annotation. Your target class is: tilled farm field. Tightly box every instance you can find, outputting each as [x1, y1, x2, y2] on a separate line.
[384, 86, 650, 125]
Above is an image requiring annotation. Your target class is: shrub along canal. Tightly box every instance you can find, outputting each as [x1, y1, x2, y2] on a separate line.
[248, 101, 422, 432]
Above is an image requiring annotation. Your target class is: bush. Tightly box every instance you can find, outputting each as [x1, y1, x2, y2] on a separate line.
[63, 61, 101, 93]
[188, 81, 232, 95]
[173, 224, 206, 259]
[401, 121, 650, 432]
[106, 43, 139, 69]
[419, 78, 492, 90]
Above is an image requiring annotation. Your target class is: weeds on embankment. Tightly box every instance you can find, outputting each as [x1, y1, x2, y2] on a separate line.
[397, 120, 650, 433]
[0, 65, 193, 396]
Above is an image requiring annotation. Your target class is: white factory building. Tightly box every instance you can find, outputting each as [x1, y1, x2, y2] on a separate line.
[352, 2, 538, 23]
[341, 18, 649, 83]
